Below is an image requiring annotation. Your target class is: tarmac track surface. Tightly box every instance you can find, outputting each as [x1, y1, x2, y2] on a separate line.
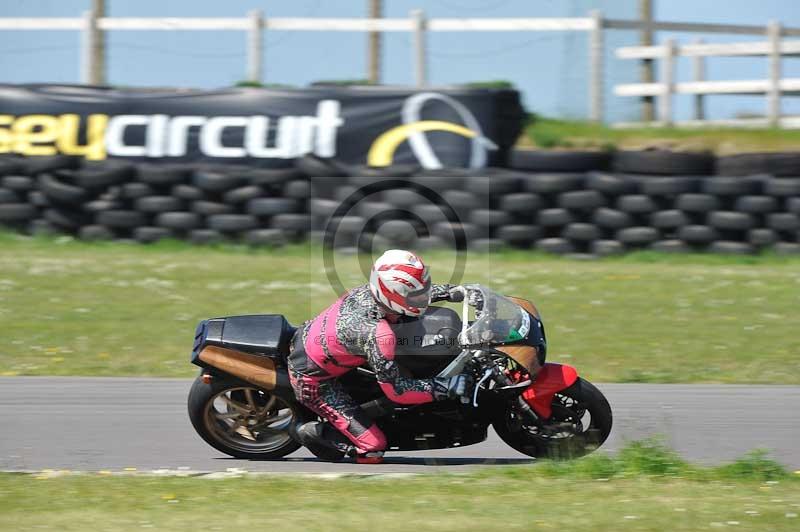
[1, 377, 798, 473]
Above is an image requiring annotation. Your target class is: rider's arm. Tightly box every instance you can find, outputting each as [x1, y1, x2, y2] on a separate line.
[431, 284, 482, 310]
[366, 321, 436, 405]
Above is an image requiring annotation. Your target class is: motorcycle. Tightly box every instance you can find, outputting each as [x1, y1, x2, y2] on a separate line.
[187, 284, 612, 461]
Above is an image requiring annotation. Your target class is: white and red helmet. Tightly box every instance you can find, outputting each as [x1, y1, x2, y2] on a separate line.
[369, 249, 432, 317]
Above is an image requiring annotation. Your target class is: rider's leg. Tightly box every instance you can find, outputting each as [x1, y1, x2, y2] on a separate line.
[288, 333, 387, 461]
[288, 339, 350, 450]
[293, 374, 387, 457]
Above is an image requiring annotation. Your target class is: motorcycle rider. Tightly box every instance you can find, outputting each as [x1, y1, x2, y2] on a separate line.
[288, 249, 476, 464]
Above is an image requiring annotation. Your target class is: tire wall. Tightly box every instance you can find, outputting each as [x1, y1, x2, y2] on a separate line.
[0, 150, 799, 255]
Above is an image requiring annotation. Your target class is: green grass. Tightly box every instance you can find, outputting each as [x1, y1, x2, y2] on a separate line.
[1, 231, 799, 383]
[532, 439, 792, 482]
[523, 115, 800, 153]
[1, 441, 798, 532]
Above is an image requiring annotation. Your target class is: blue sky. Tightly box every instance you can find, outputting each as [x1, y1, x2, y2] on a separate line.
[1, 0, 799, 122]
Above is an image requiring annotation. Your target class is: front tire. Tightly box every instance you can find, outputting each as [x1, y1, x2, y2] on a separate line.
[188, 375, 301, 460]
[492, 378, 612, 459]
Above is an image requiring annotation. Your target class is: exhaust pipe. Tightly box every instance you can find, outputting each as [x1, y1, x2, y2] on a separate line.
[198, 345, 292, 394]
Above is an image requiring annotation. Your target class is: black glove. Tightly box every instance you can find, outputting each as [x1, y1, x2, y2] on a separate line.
[445, 286, 483, 308]
[447, 286, 464, 302]
[433, 374, 474, 404]
[466, 288, 484, 310]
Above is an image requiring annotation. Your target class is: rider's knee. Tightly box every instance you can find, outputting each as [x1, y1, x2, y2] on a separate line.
[356, 424, 387, 452]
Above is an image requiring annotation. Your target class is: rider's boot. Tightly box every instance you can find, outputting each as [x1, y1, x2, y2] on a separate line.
[355, 451, 384, 464]
[295, 421, 351, 452]
[296, 421, 385, 463]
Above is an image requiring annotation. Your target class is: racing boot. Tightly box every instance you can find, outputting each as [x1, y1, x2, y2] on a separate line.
[355, 451, 385, 464]
[295, 421, 351, 453]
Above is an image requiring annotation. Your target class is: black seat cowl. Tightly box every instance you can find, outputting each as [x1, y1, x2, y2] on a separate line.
[201, 314, 295, 357]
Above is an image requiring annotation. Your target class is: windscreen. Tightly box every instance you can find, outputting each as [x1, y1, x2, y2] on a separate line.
[460, 284, 530, 347]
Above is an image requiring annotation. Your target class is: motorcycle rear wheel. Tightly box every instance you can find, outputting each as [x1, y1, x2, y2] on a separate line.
[492, 377, 612, 460]
[188, 375, 302, 460]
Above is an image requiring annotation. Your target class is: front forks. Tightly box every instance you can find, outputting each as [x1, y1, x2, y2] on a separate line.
[483, 362, 541, 425]
[514, 395, 542, 425]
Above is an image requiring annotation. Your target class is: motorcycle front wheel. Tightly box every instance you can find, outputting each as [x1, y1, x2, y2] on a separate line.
[188, 375, 302, 460]
[492, 377, 612, 460]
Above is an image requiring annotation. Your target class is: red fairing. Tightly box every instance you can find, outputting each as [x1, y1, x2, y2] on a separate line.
[521, 363, 579, 419]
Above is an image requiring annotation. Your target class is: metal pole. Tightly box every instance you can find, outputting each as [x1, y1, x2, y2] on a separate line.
[367, 0, 382, 84]
[81, 10, 97, 85]
[589, 9, 604, 123]
[767, 20, 782, 127]
[639, 0, 655, 121]
[692, 38, 706, 120]
[411, 9, 427, 88]
[659, 38, 675, 126]
[247, 9, 263, 84]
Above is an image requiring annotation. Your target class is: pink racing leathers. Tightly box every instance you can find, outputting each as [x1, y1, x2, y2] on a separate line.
[288, 283, 453, 455]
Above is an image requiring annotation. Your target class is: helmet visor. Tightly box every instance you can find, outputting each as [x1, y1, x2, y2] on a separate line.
[405, 277, 432, 309]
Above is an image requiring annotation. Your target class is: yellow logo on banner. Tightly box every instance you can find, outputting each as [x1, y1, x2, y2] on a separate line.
[367, 120, 478, 167]
[0, 114, 108, 160]
[367, 92, 497, 169]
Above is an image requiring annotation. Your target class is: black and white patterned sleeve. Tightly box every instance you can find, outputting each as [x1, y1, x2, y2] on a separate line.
[364, 319, 435, 405]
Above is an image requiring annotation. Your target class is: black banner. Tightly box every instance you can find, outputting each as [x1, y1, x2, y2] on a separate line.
[0, 84, 523, 169]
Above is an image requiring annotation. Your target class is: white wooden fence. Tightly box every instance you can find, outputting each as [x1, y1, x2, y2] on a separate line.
[614, 20, 800, 128]
[2, 10, 800, 126]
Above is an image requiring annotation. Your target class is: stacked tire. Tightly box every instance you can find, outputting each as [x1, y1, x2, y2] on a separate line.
[1, 150, 799, 255]
[0, 155, 83, 235]
[0, 156, 311, 247]
[0, 157, 41, 232]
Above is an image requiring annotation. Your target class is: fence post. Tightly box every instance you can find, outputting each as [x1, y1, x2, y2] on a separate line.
[80, 10, 98, 85]
[247, 10, 263, 84]
[589, 10, 604, 123]
[411, 9, 427, 88]
[659, 38, 676, 126]
[767, 20, 782, 127]
[368, 0, 383, 84]
[692, 38, 706, 121]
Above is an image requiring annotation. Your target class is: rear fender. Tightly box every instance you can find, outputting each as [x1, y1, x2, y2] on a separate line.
[521, 363, 579, 419]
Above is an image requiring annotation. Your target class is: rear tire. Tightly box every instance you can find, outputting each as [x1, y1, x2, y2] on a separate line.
[492, 378, 612, 460]
[188, 375, 301, 460]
